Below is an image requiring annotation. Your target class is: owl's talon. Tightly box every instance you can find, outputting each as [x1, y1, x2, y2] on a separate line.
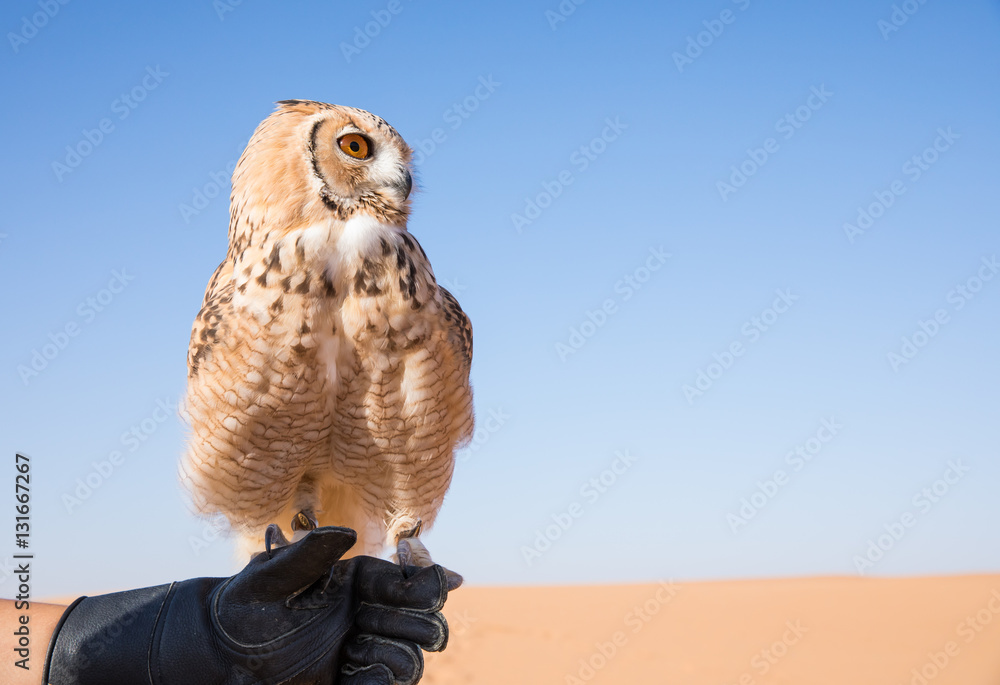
[291, 510, 318, 532]
[264, 524, 290, 558]
[396, 519, 423, 543]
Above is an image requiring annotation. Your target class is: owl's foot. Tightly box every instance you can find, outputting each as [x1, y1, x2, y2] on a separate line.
[291, 509, 318, 533]
[395, 522, 463, 591]
[264, 523, 290, 558]
[398, 520, 422, 539]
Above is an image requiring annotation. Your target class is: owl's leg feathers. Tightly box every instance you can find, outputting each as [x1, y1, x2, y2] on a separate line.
[395, 523, 463, 591]
[394, 522, 428, 566]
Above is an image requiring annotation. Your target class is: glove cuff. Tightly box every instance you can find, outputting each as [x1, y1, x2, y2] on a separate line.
[44, 584, 173, 684]
[42, 596, 85, 685]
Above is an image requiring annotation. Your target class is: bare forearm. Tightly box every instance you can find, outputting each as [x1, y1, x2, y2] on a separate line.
[1, 600, 66, 685]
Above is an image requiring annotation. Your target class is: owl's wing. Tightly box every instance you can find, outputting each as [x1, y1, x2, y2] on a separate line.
[188, 260, 234, 378]
[439, 286, 472, 374]
[181, 255, 325, 533]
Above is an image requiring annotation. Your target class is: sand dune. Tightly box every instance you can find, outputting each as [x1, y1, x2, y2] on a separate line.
[425, 575, 1000, 685]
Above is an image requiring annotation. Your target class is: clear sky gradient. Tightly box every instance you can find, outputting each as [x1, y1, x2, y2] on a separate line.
[2, 0, 998, 599]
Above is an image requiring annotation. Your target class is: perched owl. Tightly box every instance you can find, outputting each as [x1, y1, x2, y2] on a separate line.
[180, 100, 473, 586]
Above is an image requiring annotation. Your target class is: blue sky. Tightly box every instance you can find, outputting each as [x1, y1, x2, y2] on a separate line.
[1, 0, 998, 599]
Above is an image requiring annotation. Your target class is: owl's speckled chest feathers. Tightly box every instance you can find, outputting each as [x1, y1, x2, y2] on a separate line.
[232, 216, 438, 348]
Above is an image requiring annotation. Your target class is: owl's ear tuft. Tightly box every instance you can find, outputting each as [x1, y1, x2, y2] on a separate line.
[274, 100, 334, 115]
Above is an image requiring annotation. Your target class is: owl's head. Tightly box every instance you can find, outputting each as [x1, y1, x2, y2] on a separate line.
[229, 100, 414, 237]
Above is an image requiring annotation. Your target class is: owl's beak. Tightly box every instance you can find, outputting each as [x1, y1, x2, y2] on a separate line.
[395, 168, 413, 201]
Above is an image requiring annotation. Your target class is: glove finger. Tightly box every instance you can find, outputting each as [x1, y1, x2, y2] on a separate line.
[340, 663, 394, 685]
[357, 605, 448, 652]
[344, 635, 424, 685]
[356, 560, 448, 612]
[253, 526, 357, 595]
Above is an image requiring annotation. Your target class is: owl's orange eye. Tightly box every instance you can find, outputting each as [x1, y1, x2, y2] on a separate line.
[338, 134, 370, 159]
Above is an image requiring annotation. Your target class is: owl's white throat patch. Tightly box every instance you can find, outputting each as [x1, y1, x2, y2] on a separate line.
[291, 215, 401, 283]
[338, 214, 402, 253]
[332, 214, 404, 269]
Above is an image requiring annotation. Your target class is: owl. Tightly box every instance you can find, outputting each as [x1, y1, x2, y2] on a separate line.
[180, 100, 472, 587]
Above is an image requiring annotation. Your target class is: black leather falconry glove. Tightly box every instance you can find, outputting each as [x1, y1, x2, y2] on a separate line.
[43, 526, 449, 684]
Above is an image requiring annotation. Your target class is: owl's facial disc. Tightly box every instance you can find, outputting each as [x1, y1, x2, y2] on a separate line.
[309, 118, 413, 215]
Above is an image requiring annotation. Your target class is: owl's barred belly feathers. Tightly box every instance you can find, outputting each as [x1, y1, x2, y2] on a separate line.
[180, 101, 473, 559]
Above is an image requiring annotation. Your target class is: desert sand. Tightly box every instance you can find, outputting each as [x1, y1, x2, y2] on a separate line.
[424, 575, 1000, 685]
